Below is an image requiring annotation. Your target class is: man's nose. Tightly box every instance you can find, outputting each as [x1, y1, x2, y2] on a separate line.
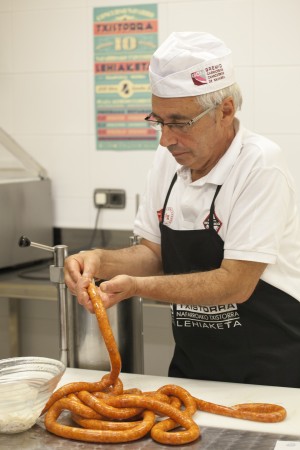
[159, 125, 178, 147]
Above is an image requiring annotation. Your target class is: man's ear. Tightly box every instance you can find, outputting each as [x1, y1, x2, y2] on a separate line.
[220, 96, 235, 125]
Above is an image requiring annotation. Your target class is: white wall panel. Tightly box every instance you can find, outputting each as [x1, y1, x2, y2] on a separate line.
[254, 0, 300, 66]
[13, 0, 87, 10]
[253, 67, 300, 134]
[12, 132, 54, 177]
[267, 134, 300, 206]
[13, 8, 89, 73]
[0, 0, 12, 12]
[166, 0, 253, 66]
[234, 67, 255, 129]
[13, 73, 89, 134]
[0, 12, 12, 72]
[0, 75, 13, 132]
[55, 196, 92, 228]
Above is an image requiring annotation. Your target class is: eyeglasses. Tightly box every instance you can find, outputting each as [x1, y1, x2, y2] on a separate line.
[144, 105, 217, 133]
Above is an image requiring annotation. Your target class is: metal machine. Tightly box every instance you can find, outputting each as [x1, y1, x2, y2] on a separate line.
[0, 127, 53, 269]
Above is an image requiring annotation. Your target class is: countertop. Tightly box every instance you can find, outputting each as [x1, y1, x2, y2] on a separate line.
[1, 368, 300, 450]
[0, 262, 56, 301]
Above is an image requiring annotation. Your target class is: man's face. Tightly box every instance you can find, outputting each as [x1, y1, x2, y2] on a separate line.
[151, 95, 235, 179]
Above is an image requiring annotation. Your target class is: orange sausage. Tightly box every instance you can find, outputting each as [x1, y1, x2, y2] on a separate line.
[195, 398, 286, 423]
[44, 282, 287, 445]
[87, 283, 121, 385]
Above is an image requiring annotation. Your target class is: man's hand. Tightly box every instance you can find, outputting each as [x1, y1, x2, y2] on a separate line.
[64, 250, 103, 312]
[100, 275, 137, 308]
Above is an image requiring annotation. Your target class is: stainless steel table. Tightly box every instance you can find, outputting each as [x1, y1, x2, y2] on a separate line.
[0, 263, 56, 301]
[1, 421, 298, 450]
[0, 263, 57, 356]
[1, 368, 299, 450]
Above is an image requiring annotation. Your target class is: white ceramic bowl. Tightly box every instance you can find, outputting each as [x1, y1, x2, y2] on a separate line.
[0, 356, 65, 434]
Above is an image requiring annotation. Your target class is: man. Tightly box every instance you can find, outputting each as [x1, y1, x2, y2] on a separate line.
[65, 32, 300, 387]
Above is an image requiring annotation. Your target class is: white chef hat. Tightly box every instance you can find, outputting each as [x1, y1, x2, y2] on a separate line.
[149, 32, 235, 98]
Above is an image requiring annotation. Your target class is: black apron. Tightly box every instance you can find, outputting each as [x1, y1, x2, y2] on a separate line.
[160, 173, 300, 388]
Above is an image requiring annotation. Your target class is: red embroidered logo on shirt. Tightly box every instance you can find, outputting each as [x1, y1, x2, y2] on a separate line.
[157, 209, 163, 223]
[157, 207, 174, 225]
[203, 212, 222, 232]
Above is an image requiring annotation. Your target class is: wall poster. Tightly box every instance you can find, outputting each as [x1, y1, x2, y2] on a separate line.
[93, 4, 158, 150]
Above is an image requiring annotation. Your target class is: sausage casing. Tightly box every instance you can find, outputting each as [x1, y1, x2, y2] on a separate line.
[44, 283, 287, 445]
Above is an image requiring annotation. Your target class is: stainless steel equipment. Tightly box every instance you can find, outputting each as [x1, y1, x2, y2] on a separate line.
[75, 293, 143, 373]
[1, 422, 299, 450]
[0, 127, 53, 269]
[18, 236, 74, 368]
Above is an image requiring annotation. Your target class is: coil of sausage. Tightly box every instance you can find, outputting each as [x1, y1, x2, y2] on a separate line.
[43, 283, 286, 445]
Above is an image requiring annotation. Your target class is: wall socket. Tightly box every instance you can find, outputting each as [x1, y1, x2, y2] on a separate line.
[94, 188, 126, 209]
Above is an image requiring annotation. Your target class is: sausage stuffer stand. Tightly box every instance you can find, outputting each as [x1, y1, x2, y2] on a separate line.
[18, 235, 74, 368]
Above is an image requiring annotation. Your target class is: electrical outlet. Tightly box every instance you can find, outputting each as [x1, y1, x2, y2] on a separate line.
[94, 189, 126, 209]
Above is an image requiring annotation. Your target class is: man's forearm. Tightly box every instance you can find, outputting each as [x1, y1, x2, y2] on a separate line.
[134, 259, 266, 306]
[94, 243, 163, 280]
[135, 270, 234, 306]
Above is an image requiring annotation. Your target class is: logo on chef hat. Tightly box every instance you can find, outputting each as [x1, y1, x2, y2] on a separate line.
[191, 69, 208, 86]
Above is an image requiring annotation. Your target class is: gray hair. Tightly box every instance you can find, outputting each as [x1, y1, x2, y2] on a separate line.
[195, 82, 243, 113]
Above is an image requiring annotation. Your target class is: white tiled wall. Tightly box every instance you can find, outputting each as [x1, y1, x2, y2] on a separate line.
[0, 0, 299, 230]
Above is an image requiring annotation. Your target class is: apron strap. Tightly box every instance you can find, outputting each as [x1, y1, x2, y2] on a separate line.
[209, 185, 222, 231]
[161, 173, 177, 224]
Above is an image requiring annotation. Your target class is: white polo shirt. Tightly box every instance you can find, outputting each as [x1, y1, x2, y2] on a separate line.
[134, 119, 300, 301]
